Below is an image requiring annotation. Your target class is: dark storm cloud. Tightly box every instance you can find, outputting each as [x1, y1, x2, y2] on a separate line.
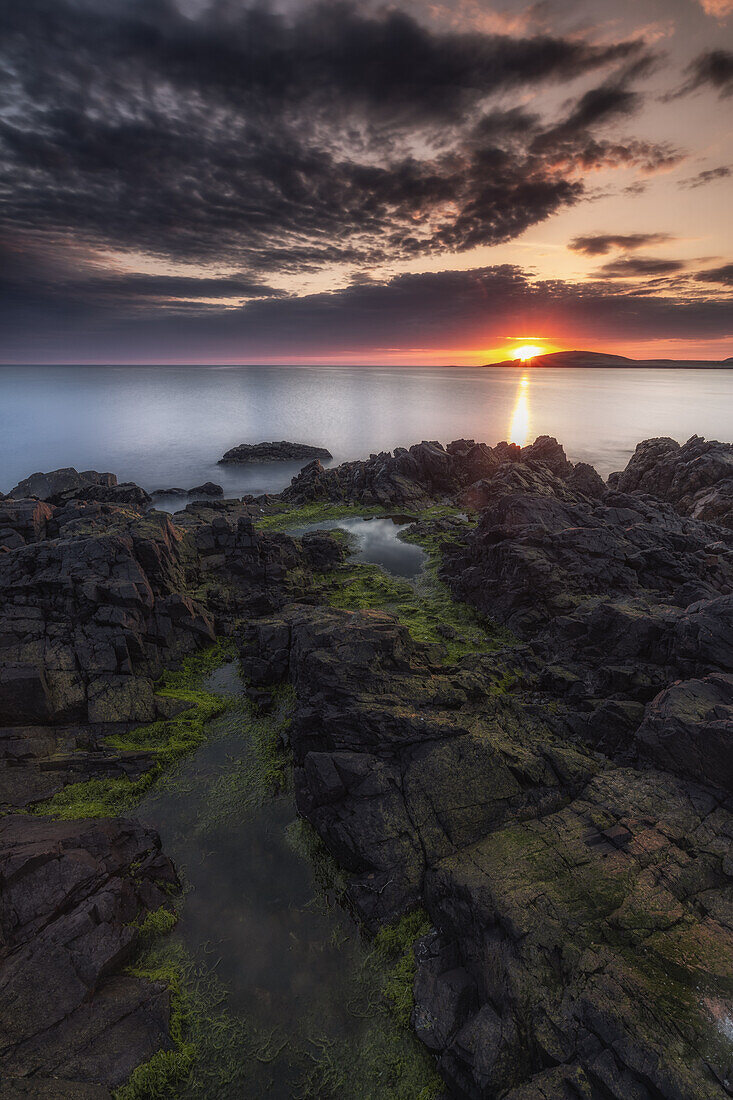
[680, 165, 732, 188]
[3, 264, 731, 362]
[526, 55, 681, 175]
[569, 232, 674, 255]
[696, 263, 733, 285]
[0, 0, 664, 272]
[676, 49, 733, 98]
[593, 256, 688, 278]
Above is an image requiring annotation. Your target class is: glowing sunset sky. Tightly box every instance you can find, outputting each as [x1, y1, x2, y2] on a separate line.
[1, 0, 731, 364]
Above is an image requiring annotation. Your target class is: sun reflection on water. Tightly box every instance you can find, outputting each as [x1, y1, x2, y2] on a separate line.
[509, 374, 530, 446]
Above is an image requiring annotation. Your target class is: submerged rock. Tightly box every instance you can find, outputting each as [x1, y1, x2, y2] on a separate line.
[218, 440, 332, 463]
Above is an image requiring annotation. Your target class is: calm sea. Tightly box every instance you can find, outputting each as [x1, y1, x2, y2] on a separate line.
[1, 364, 731, 497]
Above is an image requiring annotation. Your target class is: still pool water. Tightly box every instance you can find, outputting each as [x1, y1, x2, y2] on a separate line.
[1, 363, 731, 494]
[288, 516, 426, 578]
[135, 663, 434, 1098]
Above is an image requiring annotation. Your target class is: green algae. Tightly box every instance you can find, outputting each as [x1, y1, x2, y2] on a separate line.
[255, 502, 387, 532]
[32, 641, 233, 819]
[322, 558, 511, 663]
[193, 686, 296, 833]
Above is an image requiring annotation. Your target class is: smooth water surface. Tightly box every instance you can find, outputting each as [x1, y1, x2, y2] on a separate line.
[136, 663, 427, 1098]
[289, 516, 426, 578]
[1, 363, 732, 493]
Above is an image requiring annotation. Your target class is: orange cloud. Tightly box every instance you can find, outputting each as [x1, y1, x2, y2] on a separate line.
[698, 0, 733, 18]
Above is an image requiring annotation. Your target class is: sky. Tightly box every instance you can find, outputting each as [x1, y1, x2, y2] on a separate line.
[1, 0, 732, 365]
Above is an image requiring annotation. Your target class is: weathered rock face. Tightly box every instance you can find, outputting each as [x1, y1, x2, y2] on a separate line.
[242, 605, 597, 929]
[609, 434, 733, 528]
[426, 766, 733, 1100]
[8, 469, 118, 502]
[0, 506, 214, 727]
[241, 600, 733, 1100]
[218, 440, 333, 463]
[0, 815, 179, 1093]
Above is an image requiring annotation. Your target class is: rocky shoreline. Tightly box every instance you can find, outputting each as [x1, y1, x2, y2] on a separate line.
[1, 434, 731, 1099]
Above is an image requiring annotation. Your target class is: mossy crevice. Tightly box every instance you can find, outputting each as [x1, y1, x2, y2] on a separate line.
[32, 641, 234, 819]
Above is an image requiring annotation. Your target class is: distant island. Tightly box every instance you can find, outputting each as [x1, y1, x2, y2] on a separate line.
[485, 349, 732, 368]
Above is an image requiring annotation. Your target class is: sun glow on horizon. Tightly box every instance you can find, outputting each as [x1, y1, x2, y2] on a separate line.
[514, 344, 547, 361]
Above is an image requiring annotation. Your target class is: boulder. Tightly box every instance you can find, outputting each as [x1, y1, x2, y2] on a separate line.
[187, 481, 223, 497]
[218, 441, 332, 464]
[9, 469, 117, 502]
[610, 435, 733, 527]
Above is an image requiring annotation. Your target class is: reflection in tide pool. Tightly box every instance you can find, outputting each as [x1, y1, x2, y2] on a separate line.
[509, 374, 530, 446]
[290, 516, 426, 578]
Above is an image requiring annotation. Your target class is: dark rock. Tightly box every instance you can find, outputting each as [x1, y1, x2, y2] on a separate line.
[218, 440, 332, 464]
[0, 815, 179, 1090]
[636, 672, 733, 789]
[282, 436, 602, 511]
[520, 434, 573, 476]
[9, 469, 117, 502]
[151, 487, 188, 497]
[610, 434, 733, 528]
[187, 481, 223, 497]
[50, 482, 151, 508]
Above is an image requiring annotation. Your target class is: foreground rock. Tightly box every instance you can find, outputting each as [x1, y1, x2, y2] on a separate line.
[0, 815, 178, 1094]
[218, 440, 332, 463]
[242, 601, 733, 1100]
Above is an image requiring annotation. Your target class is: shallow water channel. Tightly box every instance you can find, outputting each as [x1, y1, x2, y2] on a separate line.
[135, 659, 433, 1098]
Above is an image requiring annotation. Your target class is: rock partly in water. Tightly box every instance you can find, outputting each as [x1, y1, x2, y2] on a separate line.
[283, 436, 602, 511]
[609, 434, 733, 528]
[8, 469, 117, 501]
[218, 440, 333, 464]
[187, 481, 223, 497]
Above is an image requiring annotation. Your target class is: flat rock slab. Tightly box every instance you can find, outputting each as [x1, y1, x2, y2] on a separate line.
[218, 440, 332, 463]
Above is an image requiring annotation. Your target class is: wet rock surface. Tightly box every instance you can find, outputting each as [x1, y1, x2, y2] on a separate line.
[1, 434, 732, 1098]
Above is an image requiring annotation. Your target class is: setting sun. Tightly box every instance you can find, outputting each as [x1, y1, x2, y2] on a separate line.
[514, 344, 546, 361]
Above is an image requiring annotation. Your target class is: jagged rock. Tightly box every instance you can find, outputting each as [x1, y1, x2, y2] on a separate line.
[520, 435, 573, 475]
[0, 510, 215, 725]
[218, 440, 332, 464]
[610, 435, 733, 528]
[0, 815, 179, 1090]
[282, 437, 603, 511]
